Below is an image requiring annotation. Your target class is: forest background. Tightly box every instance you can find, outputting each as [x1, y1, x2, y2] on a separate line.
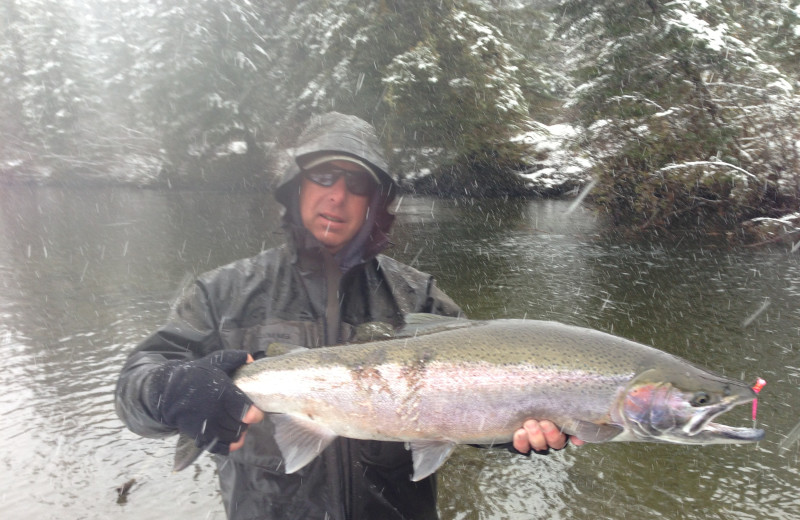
[1, 0, 798, 235]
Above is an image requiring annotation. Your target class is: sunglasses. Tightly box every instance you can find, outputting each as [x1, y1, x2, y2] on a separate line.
[303, 167, 376, 196]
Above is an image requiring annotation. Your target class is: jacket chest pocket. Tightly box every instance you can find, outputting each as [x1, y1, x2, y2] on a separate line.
[222, 320, 325, 352]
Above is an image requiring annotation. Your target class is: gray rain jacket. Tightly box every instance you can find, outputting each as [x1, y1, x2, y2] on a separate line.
[115, 113, 463, 520]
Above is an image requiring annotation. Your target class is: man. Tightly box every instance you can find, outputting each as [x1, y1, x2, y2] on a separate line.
[115, 112, 578, 520]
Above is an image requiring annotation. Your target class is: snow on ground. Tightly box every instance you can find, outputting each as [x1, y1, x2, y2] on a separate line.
[397, 122, 593, 194]
[512, 122, 593, 193]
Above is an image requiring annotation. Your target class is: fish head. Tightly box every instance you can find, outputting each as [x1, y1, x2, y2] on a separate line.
[619, 367, 765, 444]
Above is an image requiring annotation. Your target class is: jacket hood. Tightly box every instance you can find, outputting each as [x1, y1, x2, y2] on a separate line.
[275, 112, 399, 270]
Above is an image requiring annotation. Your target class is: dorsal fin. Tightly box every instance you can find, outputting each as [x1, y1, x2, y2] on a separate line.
[395, 313, 476, 338]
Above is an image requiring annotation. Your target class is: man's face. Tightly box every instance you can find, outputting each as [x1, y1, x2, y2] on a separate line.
[299, 160, 374, 254]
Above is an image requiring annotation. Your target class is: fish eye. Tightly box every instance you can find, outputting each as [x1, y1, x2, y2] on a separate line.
[691, 392, 712, 407]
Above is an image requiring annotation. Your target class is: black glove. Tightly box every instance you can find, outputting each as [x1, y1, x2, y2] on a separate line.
[146, 350, 252, 455]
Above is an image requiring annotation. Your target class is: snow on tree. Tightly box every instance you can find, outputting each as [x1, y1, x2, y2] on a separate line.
[558, 0, 799, 230]
[1, 0, 797, 232]
[1, 0, 100, 178]
[382, 2, 533, 196]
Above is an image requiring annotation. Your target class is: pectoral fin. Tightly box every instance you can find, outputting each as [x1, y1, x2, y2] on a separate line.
[396, 314, 475, 338]
[173, 433, 205, 472]
[408, 440, 457, 481]
[561, 419, 624, 443]
[271, 414, 338, 474]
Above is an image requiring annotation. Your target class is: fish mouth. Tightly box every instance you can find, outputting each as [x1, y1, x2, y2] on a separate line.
[698, 421, 765, 442]
[682, 397, 764, 443]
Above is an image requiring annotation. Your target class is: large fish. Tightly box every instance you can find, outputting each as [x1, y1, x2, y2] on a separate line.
[175, 316, 765, 480]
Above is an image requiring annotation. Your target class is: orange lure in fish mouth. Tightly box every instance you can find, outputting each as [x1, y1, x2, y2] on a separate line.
[751, 378, 766, 421]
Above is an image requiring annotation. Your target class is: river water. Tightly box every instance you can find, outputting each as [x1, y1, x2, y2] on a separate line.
[1, 185, 799, 519]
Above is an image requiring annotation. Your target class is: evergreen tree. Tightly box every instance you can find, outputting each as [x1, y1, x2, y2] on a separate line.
[268, 0, 387, 136]
[0, 0, 99, 178]
[132, 0, 277, 177]
[559, 0, 799, 230]
[2, 0, 796, 217]
[382, 1, 532, 196]
[0, 0, 27, 168]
